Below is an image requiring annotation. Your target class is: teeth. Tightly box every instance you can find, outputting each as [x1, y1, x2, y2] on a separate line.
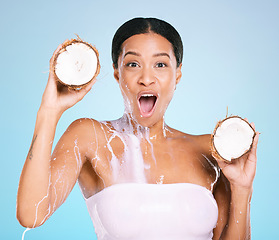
[142, 94, 154, 97]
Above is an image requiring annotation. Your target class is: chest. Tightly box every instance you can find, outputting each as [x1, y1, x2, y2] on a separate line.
[87, 134, 216, 189]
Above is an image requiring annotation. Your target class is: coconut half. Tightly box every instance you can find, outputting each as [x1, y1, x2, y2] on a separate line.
[53, 39, 100, 89]
[211, 116, 256, 163]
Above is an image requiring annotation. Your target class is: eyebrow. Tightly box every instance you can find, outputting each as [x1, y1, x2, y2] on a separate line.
[124, 51, 170, 59]
[124, 51, 141, 58]
[153, 52, 170, 59]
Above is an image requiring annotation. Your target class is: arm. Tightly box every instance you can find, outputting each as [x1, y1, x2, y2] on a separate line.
[16, 43, 95, 228]
[213, 172, 253, 240]
[213, 123, 260, 240]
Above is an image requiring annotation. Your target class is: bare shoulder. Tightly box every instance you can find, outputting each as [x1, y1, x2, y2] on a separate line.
[66, 118, 110, 137]
[67, 117, 99, 132]
[57, 118, 107, 151]
[191, 134, 212, 156]
[166, 126, 212, 155]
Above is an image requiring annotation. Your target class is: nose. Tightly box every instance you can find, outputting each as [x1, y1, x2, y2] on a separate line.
[137, 67, 156, 87]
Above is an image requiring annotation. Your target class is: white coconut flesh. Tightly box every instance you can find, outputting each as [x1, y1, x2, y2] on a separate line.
[55, 42, 98, 86]
[213, 117, 255, 161]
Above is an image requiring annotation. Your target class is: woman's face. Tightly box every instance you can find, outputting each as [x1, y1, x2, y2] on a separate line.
[114, 33, 182, 127]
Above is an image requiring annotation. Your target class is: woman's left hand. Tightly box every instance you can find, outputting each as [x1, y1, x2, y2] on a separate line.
[213, 121, 260, 190]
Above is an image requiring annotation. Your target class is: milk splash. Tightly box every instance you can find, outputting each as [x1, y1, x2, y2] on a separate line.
[21, 228, 31, 240]
[20, 84, 223, 239]
[108, 116, 153, 183]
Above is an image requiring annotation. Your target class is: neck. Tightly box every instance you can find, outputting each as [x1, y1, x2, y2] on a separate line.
[120, 113, 168, 140]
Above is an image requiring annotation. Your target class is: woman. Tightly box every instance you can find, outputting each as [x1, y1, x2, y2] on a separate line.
[17, 17, 259, 240]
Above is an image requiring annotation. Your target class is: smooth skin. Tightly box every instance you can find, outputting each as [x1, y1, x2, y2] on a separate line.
[17, 33, 259, 239]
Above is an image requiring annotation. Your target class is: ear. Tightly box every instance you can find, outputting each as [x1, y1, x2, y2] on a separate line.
[175, 63, 182, 85]
[113, 64, 120, 83]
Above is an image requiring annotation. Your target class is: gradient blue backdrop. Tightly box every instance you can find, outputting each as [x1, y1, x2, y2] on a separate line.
[1, 0, 278, 239]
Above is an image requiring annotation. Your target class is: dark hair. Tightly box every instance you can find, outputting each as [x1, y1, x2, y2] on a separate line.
[112, 17, 183, 69]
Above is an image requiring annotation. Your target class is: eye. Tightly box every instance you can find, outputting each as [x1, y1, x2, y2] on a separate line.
[155, 62, 167, 68]
[126, 62, 139, 68]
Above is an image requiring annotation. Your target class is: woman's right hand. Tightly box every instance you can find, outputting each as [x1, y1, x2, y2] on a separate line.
[40, 41, 96, 116]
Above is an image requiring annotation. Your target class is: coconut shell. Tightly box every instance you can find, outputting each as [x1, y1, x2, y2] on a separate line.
[52, 38, 100, 90]
[211, 116, 256, 163]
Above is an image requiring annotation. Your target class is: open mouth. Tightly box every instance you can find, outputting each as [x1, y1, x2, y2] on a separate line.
[138, 93, 158, 118]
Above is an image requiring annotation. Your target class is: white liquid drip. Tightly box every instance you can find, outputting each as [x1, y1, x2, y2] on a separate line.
[202, 154, 220, 191]
[24, 71, 226, 234]
[109, 119, 148, 183]
[21, 228, 31, 240]
[120, 83, 133, 115]
[52, 168, 63, 210]
[32, 173, 52, 228]
[156, 175, 165, 184]
[143, 129, 157, 165]
[74, 139, 83, 174]
[106, 131, 122, 182]
[89, 119, 102, 169]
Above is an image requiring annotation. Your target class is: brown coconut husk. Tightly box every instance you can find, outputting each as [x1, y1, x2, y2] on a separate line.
[52, 37, 100, 90]
[211, 115, 256, 163]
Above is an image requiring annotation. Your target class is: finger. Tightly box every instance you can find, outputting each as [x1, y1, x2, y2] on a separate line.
[216, 160, 228, 170]
[247, 131, 259, 164]
[248, 121, 257, 155]
[211, 150, 228, 170]
[252, 131, 259, 151]
[250, 122, 255, 130]
[50, 39, 70, 64]
[49, 45, 63, 80]
[84, 79, 96, 92]
[74, 81, 95, 101]
[50, 44, 63, 63]
[243, 132, 259, 177]
[248, 122, 258, 158]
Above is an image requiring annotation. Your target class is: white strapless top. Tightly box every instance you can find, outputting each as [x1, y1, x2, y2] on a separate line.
[85, 183, 218, 240]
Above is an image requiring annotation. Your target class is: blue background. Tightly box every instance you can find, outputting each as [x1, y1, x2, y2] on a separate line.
[1, 0, 278, 239]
